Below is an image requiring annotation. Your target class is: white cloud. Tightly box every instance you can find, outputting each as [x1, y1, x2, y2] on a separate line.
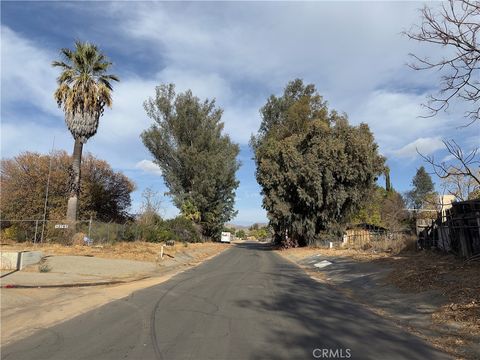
[346, 90, 451, 155]
[135, 159, 162, 176]
[108, 2, 450, 150]
[0, 121, 72, 158]
[393, 137, 444, 159]
[0, 25, 157, 171]
[1, 26, 58, 117]
[94, 77, 156, 144]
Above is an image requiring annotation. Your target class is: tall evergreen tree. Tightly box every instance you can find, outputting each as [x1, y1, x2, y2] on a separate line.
[407, 166, 435, 209]
[141, 84, 240, 239]
[252, 79, 385, 247]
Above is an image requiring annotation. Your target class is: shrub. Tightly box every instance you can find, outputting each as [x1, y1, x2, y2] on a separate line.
[1, 226, 18, 242]
[345, 234, 415, 254]
[156, 228, 176, 243]
[120, 222, 138, 242]
[39, 263, 52, 272]
[165, 216, 202, 243]
[235, 229, 246, 239]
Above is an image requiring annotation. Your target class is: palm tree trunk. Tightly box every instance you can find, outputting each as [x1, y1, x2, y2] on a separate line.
[66, 139, 83, 221]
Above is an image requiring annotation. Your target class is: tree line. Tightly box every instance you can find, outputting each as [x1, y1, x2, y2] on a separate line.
[5, 0, 478, 244]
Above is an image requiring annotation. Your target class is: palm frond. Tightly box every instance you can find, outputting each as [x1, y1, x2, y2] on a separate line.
[52, 41, 119, 141]
[60, 48, 73, 61]
[52, 60, 72, 70]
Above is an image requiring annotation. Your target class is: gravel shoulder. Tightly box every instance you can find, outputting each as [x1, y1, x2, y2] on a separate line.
[277, 247, 480, 360]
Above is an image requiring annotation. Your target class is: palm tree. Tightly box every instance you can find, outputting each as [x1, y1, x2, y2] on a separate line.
[52, 41, 119, 221]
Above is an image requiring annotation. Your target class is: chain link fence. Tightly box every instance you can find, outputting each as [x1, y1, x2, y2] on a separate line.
[0, 219, 204, 245]
[0, 219, 159, 245]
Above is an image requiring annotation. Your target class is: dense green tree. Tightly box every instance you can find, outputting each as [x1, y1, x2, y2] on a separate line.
[141, 84, 240, 239]
[235, 229, 246, 239]
[251, 79, 385, 247]
[406, 166, 436, 209]
[352, 185, 408, 232]
[52, 41, 119, 221]
[249, 227, 269, 240]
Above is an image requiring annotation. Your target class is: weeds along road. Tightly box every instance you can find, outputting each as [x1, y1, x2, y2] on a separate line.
[2, 241, 449, 360]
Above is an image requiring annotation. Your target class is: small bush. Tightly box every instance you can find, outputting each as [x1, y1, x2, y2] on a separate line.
[120, 222, 138, 242]
[1, 226, 18, 242]
[235, 229, 246, 239]
[142, 226, 161, 243]
[165, 216, 201, 243]
[133, 216, 201, 243]
[156, 228, 176, 243]
[38, 262, 51, 272]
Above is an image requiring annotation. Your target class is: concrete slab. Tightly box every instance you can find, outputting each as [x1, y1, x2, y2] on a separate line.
[0, 251, 43, 270]
[19, 251, 43, 270]
[1, 256, 158, 287]
[1, 252, 20, 270]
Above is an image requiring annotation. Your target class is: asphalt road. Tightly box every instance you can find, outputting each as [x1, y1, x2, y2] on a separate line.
[2, 242, 450, 360]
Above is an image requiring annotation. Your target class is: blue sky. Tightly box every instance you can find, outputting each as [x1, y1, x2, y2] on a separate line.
[1, 1, 479, 225]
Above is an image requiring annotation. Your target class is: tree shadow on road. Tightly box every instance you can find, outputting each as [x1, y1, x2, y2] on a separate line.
[233, 255, 451, 360]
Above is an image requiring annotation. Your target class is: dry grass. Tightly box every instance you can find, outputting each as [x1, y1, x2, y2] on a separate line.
[0, 241, 226, 263]
[275, 246, 389, 262]
[380, 252, 480, 336]
[378, 252, 480, 359]
[346, 235, 417, 254]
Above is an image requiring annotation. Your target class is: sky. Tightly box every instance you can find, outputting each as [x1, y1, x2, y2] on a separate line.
[1, 1, 479, 225]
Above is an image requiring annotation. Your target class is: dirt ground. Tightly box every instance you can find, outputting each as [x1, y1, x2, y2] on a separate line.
[277, 246, 480, 359]
[0, 241, 226, 263]
[379, 252, 480, 349]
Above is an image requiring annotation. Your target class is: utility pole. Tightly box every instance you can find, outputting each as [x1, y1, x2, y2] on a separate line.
[40, 137, 55, 243]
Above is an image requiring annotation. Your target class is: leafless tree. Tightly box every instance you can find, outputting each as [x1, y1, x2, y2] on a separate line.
[419, 139, 480, 191]
[440, 166, 480, 200]
[139, 188, 163, 225]
[406, 0, 480, 125]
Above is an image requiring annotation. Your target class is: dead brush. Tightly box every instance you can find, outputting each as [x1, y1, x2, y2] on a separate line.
[347, 235, 413, 255]
[38, 258, 51, 273]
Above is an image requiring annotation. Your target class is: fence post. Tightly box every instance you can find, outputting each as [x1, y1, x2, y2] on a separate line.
[33, 220, 39, 245]
[40, 220, 45, 244]
[88, 216, 92, 240]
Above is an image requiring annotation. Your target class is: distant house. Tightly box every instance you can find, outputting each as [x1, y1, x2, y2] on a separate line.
[416, 194, 456, 234]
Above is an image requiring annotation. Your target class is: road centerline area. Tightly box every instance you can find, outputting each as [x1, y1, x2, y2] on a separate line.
[2, 242, 450, 360]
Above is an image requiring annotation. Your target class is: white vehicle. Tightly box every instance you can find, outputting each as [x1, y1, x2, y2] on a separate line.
[221, 232, 231, 243]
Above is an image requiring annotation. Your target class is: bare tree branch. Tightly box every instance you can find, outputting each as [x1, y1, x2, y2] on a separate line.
[418, 139, 480, 198]
[405, 0, 480, 124]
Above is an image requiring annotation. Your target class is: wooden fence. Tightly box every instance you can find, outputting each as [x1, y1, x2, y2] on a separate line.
[418, 200, 480, 258]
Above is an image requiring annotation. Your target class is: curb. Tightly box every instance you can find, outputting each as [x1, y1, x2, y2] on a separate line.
[0, 275, 151, 289]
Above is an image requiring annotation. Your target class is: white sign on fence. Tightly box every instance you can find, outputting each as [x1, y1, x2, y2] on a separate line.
[54, 224, 69, 229]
